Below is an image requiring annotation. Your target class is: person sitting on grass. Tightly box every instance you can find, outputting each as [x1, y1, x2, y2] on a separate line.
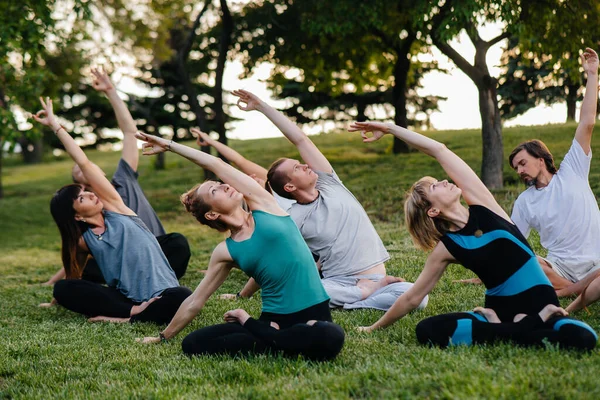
[33, 97, 191, 324]
[226, 89, 426, 313]
[349, 120, 597, 351]
[509, 48, 600, 314]
[135, 131, 345, 361]
[43, 68, 190, 286]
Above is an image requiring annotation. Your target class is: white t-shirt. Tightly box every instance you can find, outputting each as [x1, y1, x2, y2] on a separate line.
[511, 139, 600, 281]
[273, 191, 295, 212]
[289, 170, 390, 279]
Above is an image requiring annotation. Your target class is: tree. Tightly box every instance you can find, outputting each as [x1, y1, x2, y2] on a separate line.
[0, 0, 90, 198]
[235, 0, 444, 153]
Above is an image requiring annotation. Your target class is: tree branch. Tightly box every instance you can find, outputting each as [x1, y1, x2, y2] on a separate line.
[485, 31, 511, 49]
[179, 2, 211, 62]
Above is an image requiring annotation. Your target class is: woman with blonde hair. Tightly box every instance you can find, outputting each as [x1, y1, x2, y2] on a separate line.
[135, 131, 344, 361]
[348, 121, 597, 350]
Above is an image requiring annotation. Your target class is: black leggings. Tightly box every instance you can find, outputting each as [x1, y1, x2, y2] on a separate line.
[53, 279, 192, 325]
[82, 233, 191, 283]
[416, 312, 598, 351]
[181, 300, 345, 361]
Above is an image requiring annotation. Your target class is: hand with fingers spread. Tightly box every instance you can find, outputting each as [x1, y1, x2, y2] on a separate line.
[581, 47, 599, 75]
[191, 127, 214, 147]
[91, 67, 115, 93]
[232, 89, 264, 112]
[135, 131, 171, 155]
[32, 97, 61, 131]
[223, 308, 251, 325]
[348, 121, 392, 143]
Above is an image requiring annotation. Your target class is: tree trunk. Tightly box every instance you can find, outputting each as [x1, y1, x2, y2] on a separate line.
[566, 83, 578, 121]
[391, 35, 416, 154]
[214, 0, 232, 151]
[356, 102, 366, 122]
[0, 141, 4, 199]
[18, 136, 43, 164]
[478, 77, 504, 189]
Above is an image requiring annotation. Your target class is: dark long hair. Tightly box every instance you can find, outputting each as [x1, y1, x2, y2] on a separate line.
[50, 184, 88, 278]
[509, 140, 557, 174]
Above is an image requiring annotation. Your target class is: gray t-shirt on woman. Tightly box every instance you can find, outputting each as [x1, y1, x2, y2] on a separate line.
[111, 159, 166, 237]
[289, 170, 390, 279]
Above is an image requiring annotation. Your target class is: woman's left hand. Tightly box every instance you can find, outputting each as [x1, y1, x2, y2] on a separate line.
[348, 121, 390, 143]
[135, 131, 171, 155]
[223, 308, 251, 325]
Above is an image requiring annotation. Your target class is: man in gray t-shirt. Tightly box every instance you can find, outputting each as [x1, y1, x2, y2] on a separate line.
[44, 69, 189, 285]
[230, 89, 428, 311]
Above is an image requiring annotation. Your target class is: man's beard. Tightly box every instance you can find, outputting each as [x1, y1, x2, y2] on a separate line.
[523, 176, 537, 187]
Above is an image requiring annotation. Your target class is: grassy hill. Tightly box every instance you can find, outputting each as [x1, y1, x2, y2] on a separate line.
[1, 123, 599, 399]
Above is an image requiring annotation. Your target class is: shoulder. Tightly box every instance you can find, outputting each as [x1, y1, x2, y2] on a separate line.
[113, 158, 138, 180]
[213, 241, 233, 262]
[77, 236, 89, 253]
[430, 241, 456, 263]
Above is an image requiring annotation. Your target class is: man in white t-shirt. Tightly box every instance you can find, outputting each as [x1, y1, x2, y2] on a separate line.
[509, 47, 600, 312]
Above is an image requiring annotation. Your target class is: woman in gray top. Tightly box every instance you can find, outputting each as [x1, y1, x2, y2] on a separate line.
[231, 90, 427, 312]
[33, 97, 191, 324]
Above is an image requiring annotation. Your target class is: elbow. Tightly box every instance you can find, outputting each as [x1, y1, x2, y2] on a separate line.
[431, 142, 448, 158]
[406, 292, 429, 311]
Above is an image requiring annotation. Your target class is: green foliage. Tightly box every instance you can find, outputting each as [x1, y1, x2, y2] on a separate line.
[2, 124, 600, 398]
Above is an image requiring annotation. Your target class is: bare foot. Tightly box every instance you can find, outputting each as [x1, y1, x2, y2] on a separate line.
[219, 293, 237, 300]
[270, 321, 280, 330]
[473, 307, 501, 323]
[453, 278, 483, 285]
[39, 298, 57, 308]
[513, 313, 527, 323]
[538, 304, 568, 322]
[130, 296, 161, 317]
[88, 316, 131, 323]
[357, 275, 404, 299]
[306, 320, 317, 326]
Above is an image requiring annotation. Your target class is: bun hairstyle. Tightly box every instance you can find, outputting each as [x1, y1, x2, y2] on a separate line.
[50, 184, 88, 278]
[266, 158, 295, 200]
[181, 181, 229, 232]
[404, 177, 453, 251]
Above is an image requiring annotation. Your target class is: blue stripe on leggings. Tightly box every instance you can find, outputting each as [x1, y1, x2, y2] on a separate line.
[466, 311, 488, 322]
[485, 257, 552, 296]
[450, 319, 473, 346]
[553, 319, 598, 341]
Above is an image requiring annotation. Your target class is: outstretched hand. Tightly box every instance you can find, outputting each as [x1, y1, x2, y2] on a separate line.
[348, 121, 391, 143]
[91, 67, 115, 93]
[581, 48, 599, 75]
[191, 127, 214, 147]
[135, 131, 170, 155]
[135, 336, 162, 344]
[232, 89, 263, 112]
[32, 97, 60, 129]
[223, 308, 251, 325]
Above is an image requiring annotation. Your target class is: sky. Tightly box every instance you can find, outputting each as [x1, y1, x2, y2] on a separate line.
[200, 22, 572, 141]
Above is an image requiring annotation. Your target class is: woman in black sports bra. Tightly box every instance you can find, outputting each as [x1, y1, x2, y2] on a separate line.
[348, 121, 597, 350]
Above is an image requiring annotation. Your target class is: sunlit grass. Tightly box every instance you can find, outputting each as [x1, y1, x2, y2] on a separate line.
[1, 123, 599, 398]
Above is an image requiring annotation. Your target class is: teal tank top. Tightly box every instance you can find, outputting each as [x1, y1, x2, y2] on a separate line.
[226, 211, 329, 314]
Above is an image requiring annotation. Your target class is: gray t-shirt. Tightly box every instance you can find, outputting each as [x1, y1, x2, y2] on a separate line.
[82, 211, 179, 302]
[111, 159, 166, 236]
[289, 170, 390, 279]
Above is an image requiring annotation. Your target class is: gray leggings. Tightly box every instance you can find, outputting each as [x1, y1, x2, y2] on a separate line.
[322, 274, 429, 311]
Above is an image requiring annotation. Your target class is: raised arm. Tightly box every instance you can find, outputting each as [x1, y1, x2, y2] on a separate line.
[140, 242, 234, 343]
[359, 242, 452, 332]
[135, 131, 279, 212]
[232, 89, 332, 173]
[350, 121, 509, 220]
[574, 48, 599, 155]
[91, 68, 139, 170]
[192, 128, 267, 180]
[32, 97, 128, 213]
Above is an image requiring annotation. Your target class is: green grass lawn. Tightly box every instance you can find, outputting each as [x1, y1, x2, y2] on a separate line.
[2, 123, 600, 399]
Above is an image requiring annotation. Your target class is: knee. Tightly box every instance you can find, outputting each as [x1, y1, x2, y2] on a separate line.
[169, 233, 190, 252]
[52, 279, 72, 304]
[181, 332, 201, 356]
[310, 322, 345, 361]
[566, 326, 598, 351]
[415, 317, 447, 347]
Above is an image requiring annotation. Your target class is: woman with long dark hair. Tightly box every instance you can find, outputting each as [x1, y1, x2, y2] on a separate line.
[348, 120, 597, 351]
[33, 97, 191, 324]
[135, 131, 344, 361]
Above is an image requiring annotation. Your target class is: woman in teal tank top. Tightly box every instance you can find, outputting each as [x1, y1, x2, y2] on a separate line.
[136, 131, 344, 361]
